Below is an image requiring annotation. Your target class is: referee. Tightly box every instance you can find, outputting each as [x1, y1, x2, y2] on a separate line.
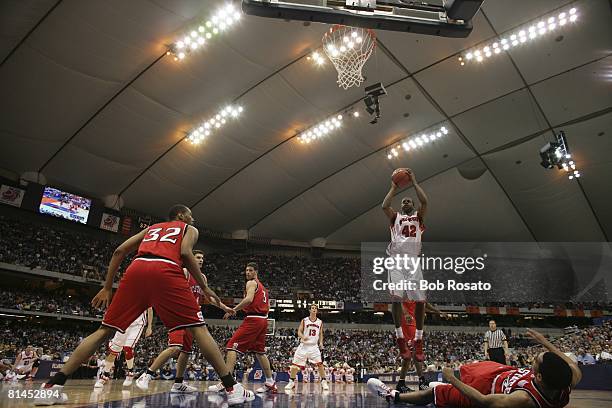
[483, 320, 509, 364]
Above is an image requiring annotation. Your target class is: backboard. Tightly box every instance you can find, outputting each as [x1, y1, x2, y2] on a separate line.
[242, 0, 485, 38]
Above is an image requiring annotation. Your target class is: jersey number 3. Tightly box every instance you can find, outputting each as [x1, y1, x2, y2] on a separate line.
[142, 227, 182, 244]
[401, 225, 417, 238]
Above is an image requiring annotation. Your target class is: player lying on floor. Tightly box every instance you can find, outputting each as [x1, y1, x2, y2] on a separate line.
[368, 328, 580, 408]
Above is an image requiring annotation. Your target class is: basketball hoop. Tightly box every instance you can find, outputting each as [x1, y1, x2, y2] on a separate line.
[322, 25, 376, 89]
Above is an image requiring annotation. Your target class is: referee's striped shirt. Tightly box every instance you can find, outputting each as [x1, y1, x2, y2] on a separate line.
[484, 329, 506, 349]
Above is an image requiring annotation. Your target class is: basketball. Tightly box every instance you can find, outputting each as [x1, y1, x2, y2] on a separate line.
[392, 169, 412, 188]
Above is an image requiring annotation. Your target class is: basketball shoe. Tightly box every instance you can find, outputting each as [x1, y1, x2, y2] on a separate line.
[367, 378, 398, 403]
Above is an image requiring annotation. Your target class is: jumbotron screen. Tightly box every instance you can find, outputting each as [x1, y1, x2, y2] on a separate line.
[39, 186, 91, 224]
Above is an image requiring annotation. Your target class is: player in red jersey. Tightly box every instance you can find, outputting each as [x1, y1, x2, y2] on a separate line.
[369, 328, 580, 408]
[208, 262, 277, 394]
[382, 168, 429, 362]
[397, 301, 446, 393]
[36, 205, 254, 406]
[136, 249, 216, 393]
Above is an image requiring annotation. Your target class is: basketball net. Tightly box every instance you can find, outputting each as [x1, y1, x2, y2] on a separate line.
[322, 25, 376, 89]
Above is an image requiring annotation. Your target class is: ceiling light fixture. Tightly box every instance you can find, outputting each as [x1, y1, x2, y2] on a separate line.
[168, 4, 241, 62]
[387, 126, 449, 160]
[298, 108, 362, 144]
[458, 7, 578, 66]
[307, 50, 326, 66]
[186, 104, 243, 145]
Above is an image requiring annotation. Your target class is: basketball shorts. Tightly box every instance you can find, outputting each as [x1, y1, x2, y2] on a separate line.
[400, 316, 416, 341]
[102, 258, 205, 333]
[433, 361, 514, 407]
[386, 251, 426, 302]
[292, 343, 323, 368]
[168, 329, 194, 354]
[226, 316, 268, 354]
[108, 312, 146, 354]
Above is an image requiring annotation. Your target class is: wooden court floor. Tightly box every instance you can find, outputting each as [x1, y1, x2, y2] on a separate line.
[1, 380, 611, 407]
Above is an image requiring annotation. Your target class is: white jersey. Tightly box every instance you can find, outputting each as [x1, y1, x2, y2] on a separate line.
[345, 367, 355, 382]
[16, 351, 36, 368]
[387, 211, 424, 255]
[302, 317, 322, 346]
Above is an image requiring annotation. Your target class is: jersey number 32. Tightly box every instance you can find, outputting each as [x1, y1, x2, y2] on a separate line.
[142, 227, 182, 244]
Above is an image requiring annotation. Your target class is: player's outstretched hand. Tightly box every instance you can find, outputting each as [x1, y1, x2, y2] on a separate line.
[442, 367, 456, 382]
[91, 288, 112, 309]
[404, 168, 416, 182]
[526, 328, 547, 344]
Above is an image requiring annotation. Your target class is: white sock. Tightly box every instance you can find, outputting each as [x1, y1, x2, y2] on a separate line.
[415, 329, 423, 340]
[266, 377, 274, 384]
[395, 327, 404, 338]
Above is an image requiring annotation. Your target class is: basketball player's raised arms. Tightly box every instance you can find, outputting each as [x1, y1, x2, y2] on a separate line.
[92, 228, 148, 309]
[382, 180, 398, 220]
[526, 328, 582, 387]
[406, 169, 428, 221]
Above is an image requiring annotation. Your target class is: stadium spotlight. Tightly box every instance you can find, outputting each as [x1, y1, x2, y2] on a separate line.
[169, 4, 242, 62]
[458, 7, 579, 66]
[539, 131, 580, 180]
[186, 105, 243, 145]
[298, 107, 363, 144]
[307, 50, 326, 66]
[298, 114, 343, 144]
[387, 125, 449, 160]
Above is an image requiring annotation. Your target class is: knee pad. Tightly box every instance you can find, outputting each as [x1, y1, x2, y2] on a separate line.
[33, 359, 40, 368]
[123, 347, 134, 360]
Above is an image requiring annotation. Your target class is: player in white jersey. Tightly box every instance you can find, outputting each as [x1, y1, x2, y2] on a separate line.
[382, 168, 428, 363]
[324, 363, 333, 382]
[344, 363, 355, 384]
[94, 307, 153, 388]
[285, 304, 329, 391]
[335, 364, 345, 383]
[14, 345, 39, 380]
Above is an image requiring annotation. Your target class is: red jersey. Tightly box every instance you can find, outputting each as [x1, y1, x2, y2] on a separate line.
[243, 279, 269, 315]
[136, 221, 188, 267]
[493, 367, 570, 408]
[187, 274, 204, 304]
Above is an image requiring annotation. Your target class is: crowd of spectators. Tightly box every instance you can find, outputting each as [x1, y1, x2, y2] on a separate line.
[0, 215, 129, 283]
[511, 321, 612, 366]
[1, 213, 610, 312]
[2, 317, 610, 382]
[0, 289, 101, 318]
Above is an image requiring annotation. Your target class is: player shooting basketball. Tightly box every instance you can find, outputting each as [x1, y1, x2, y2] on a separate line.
[382, 168, 428, 362]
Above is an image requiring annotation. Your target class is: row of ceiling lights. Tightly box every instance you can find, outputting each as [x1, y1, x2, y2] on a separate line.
[175, 4, 581, 179]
